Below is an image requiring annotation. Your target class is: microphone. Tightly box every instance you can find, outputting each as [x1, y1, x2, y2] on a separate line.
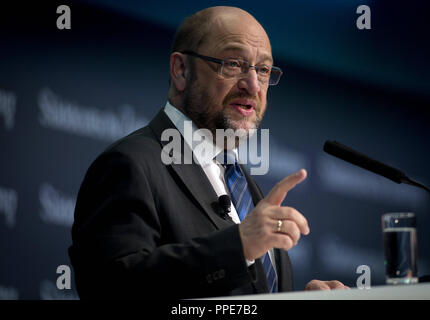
[218, 195, 231, 218]
[323, 140, 430, 194]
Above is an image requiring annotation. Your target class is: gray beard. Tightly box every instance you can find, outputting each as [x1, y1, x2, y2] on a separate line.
[183, 86, 262, 138]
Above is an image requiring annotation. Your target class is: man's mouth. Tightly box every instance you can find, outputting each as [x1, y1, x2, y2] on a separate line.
[229, 99, 256, 117]
[233, 103, 253, 110]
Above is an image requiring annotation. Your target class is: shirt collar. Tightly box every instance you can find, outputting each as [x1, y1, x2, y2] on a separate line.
[164, 101, 238, 165]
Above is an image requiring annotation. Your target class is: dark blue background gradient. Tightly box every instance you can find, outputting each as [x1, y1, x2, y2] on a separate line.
[0, 0, 429, 299]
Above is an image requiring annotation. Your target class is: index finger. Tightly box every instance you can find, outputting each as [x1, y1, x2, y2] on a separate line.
[265, 169, 307, 206]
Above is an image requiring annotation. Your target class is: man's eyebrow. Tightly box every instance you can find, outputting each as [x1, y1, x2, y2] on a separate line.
[220, 45, 273, 64]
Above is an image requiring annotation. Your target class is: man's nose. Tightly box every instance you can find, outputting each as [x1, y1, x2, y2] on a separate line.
[237, 68, 261, 95]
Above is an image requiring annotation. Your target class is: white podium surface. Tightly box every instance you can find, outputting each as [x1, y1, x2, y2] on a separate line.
[208, 283, 430, 300]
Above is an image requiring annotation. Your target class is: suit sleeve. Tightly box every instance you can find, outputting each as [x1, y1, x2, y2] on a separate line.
[70, 151, 255, 299]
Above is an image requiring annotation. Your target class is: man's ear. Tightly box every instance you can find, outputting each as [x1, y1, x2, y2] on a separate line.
[170, 52, 187, 92]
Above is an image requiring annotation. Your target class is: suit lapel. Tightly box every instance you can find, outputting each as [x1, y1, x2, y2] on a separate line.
[148, 110, 233, 230]
[170, 158, 231, 230]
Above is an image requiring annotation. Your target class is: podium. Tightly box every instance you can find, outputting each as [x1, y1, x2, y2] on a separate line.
[209, 283, 430, 300]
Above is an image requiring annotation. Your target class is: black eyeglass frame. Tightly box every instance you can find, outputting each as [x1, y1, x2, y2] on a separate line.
[180, 50, 283, 86]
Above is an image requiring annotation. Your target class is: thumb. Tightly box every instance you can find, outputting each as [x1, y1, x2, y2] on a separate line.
[264, 169, 307, 206]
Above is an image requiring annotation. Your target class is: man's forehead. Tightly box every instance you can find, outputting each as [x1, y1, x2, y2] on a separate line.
[213, 13, 269, 41]
[204, 13, 272, 60]
[218, 43, 273, 63]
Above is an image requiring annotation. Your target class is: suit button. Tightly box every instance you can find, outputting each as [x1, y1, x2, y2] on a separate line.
[219, 269, 225, 279]
[206, 274, 213, 284]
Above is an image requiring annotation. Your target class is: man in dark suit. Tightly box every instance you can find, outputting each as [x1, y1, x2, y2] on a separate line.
[69, 6, 347, 299]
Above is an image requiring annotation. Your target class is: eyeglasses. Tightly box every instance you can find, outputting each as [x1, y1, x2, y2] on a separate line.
[181, 51, 283, 86]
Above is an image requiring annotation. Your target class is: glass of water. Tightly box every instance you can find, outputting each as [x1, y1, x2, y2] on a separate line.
[382, 212, 418, 285]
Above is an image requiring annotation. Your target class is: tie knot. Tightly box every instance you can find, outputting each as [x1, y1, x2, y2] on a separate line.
[223, 153, 244, 180]
[223, 151, 237, 167]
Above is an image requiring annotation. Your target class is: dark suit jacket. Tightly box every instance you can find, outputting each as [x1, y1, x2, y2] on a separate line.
[69, 109, 294, 299]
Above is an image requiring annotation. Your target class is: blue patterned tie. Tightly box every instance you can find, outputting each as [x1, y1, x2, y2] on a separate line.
[223, 152, 278, 293]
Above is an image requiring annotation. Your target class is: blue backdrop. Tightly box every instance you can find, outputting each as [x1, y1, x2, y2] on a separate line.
[0, 0, 429, 299]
